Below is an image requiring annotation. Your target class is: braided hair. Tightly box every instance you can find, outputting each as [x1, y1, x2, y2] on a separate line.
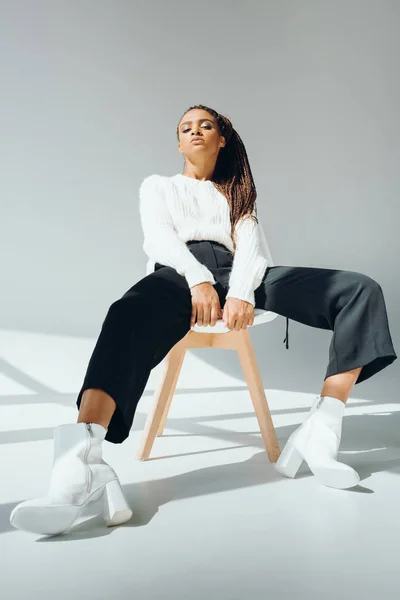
[176, 104, 259, 253]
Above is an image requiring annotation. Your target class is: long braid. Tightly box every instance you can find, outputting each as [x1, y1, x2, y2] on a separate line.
[176, 104, 259, 253]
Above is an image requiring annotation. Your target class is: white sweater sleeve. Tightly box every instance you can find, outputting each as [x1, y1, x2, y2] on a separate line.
[139, 174, 216, 289]
[225, 212, 269, 307]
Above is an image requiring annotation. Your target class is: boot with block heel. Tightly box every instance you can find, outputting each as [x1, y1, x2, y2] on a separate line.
[275, 395, 360, 489]
[10, 422, 132, 536]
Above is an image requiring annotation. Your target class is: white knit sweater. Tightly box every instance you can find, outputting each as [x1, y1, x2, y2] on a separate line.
[138, 173, 269, 306]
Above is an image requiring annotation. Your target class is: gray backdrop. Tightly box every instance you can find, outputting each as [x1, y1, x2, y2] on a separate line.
[1, 0, 398, 400]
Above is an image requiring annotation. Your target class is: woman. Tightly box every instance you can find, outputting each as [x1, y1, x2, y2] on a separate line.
[10, 104, 397, 536]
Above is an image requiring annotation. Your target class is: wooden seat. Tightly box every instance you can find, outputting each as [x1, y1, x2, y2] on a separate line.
[137, 308, 281, 462]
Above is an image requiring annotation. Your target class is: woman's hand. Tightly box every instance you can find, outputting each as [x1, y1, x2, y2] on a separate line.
[222, 297, 254, 330]
[190, 282, 223, 327]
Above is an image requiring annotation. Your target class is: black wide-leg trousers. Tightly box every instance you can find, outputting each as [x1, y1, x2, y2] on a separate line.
[76, 240, 397, 444]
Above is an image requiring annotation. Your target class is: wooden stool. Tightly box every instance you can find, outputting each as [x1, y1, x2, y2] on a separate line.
[137, 308, 281, 463]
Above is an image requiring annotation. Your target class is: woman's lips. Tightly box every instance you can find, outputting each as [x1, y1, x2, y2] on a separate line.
[191, 138, 204, 143]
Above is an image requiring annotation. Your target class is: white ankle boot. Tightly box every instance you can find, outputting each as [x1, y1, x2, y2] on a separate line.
[10, 422, 132, 535]
[275, 395, 360, 489]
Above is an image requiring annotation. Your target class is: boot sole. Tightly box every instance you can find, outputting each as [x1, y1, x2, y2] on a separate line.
[10, 479, 132, 536]
[275, 442, 360, 489]
[309, 466, 360, 489]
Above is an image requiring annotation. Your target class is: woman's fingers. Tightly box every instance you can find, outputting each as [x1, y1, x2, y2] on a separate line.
[224, 309, 253, 330]
[235, 315, 244, 331]
[192, 302, 222, 327]
[202, 305, 211, 326]
[210, 305, 220, 326]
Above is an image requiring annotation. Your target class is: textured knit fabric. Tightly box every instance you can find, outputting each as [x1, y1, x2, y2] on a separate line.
[138, 173, 269, 306]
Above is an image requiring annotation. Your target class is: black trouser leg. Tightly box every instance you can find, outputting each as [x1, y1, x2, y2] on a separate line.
[76, 265, 194, 444]
[254, 265, 397, 385]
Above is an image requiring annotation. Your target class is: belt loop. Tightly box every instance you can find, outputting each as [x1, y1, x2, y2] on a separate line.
[283, 317, 290, 350]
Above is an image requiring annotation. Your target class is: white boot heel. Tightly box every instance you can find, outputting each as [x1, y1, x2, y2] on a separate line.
[101, 479, 132, 527]
[275, 442, 304, 478]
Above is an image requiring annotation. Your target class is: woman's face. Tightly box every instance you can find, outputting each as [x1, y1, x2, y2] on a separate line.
[177, 109, 225, 160]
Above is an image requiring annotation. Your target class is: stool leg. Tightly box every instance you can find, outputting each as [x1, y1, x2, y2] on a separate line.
[236, 330, 281, 462]
[137, 342, 187, 460]
[157, 343, 187, 436]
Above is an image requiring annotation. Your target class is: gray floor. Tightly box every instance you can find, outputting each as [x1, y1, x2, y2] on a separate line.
[1, 329, 399, 599]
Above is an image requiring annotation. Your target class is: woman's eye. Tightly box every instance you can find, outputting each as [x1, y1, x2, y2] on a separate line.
[182, 125, 212, 133]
